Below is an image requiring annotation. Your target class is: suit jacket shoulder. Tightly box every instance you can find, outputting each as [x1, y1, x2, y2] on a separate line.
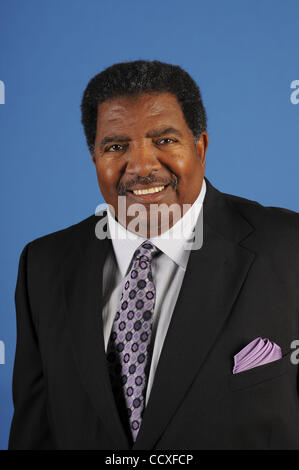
[221, 184, 299, 241]
[224, 189, 299, 229]
[220, 187, 299, 273]
[203, 179, 299, 275]
[18, 215, 101, 328]
[24, 214, 100, 272]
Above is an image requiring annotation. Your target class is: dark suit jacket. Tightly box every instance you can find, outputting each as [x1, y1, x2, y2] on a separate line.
[8, 178, 299, 450]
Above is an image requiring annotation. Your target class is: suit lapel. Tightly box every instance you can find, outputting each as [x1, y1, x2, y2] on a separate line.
[63, 216, 131, 449]
[133, 179, 256, 449]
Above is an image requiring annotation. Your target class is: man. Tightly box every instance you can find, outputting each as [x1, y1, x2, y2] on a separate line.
[9, 60, 299, 450]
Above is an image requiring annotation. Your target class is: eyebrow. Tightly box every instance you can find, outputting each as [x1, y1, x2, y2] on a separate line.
[99, 127, 183, 147]
[146, 127, 183, 139]
[100, 135, 131, 146]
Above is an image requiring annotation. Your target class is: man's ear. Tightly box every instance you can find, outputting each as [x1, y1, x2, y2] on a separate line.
[195, 131, 209, 167]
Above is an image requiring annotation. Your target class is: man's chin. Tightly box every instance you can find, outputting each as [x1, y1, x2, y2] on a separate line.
[119, 215, 180, 239]
[111, 192, 187, 238]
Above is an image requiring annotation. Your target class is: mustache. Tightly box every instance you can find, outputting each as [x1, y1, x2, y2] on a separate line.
[118, 174, 178, 196]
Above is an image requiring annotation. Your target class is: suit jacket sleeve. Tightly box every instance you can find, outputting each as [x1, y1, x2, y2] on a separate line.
[8, 243, 54, 449]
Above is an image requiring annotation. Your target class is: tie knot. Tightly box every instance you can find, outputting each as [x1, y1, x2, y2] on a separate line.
[133, 240, 160, 262]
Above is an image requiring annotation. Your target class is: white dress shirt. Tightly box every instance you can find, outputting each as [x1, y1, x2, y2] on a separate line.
[102, 178, 206, 406]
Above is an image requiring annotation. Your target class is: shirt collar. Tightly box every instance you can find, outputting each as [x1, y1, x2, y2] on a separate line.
[107, 178, 206, 276]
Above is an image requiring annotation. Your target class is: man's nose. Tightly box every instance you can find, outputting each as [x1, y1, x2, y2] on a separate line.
[125, 141, 161, 176]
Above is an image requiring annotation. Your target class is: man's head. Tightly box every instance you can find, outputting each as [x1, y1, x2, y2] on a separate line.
[81, 60, 209, 236]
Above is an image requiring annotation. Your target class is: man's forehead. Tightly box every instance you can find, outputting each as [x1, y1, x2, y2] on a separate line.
[96, 92, 184, 132]
[98, 93, 181, 117]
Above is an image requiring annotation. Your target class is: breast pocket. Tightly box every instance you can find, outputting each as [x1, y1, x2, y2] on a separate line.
[228, 351, 293, 392]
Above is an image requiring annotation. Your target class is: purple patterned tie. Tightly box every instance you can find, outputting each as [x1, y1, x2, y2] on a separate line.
[106, 240, 160, 441]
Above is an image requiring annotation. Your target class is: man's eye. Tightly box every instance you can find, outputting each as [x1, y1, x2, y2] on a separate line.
[105, 144, 124, 152]
[157, 138, 177, 145]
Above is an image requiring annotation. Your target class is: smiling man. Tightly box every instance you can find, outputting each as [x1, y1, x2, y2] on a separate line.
[9, 60, 299, 450]
[92, 91, 208, 238]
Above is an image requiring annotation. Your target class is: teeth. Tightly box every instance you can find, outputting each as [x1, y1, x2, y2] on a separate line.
[132, 186, 165, 195]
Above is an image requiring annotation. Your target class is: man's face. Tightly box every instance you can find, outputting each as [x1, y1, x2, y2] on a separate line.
[92, 92, 208, 236]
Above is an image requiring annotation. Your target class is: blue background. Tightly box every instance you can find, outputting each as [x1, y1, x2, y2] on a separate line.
[0, 0, 298, 449]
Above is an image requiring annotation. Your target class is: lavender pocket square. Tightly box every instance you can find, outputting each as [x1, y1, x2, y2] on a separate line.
[233, 337, 282, 374]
